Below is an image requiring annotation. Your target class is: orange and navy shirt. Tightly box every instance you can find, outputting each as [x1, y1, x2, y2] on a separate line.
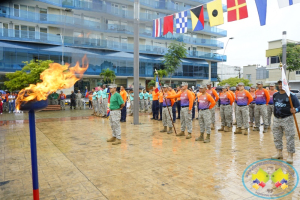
[255, 89, 270, 105]
[163, 91, 175, 107]
[159, 92, 164, 103]
[268, 90, 278, 105]
[250, 92, 256, 104]
[236, 90, 253, 106]
[197, 93, 216, 110]
[206, 88, 219, 102]
[167, 90, 194, 110]
[219, 92, 234, 105]
[152, 91, 159, 101]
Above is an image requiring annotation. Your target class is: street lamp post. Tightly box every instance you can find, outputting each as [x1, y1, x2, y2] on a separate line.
[61, 8, 72, 65]
[133, 0, 140, 125]
[221, 37, 234, 81]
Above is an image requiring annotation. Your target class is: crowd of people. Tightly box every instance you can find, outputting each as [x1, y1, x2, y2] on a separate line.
[104, 81, 298, 165]
[0, 91, 23, 114]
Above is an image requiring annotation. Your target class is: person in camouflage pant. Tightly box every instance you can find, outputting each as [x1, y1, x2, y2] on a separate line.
[218, 86, 234, 132]
[234, 82, 253, 135]
[160, 84, 174, 134]
[249, 86, 256, 127]
[267, 83, 277, 127]
[254, 81, 270, 132]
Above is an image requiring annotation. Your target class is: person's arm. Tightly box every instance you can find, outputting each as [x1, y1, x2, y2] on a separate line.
[166, 92, 181, 99]
[227, 93, 234, 105]
[207, 93, 216, 109]
[187, 91, 194, 111]
[264, 89, 270, 105]
[246, 91, 253, 105]
[213, 89, 219, 102]
[118, 94, 125, 109]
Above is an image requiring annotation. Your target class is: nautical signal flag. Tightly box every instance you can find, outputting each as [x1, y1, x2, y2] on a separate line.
[152, 18, 162, 37]
[175, 11, 188, 33]
[278, 0, 300, 8]
[255, 0, 267, 26]
[190, 5, 205, 31]
[227, 0, 248, 22]
[163, 15, 174, 35]
[207, 0, 224, 27]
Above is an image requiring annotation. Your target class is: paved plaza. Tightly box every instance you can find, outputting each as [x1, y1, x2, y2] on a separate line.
[0, 109, 300, 199]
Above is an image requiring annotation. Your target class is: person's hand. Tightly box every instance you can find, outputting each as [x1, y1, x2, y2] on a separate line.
[188, 110, 191, 114]
[290, 108, 296, 114]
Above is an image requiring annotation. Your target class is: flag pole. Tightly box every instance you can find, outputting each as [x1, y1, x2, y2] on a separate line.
[281, 31, 300, 139]
[155, 69, 177, 135]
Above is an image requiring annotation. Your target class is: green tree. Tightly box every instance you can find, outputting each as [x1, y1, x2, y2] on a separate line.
[218, 77, 251, 87]
[280, 43, 300, 80]
[162, 41, 187, 84]
[148, 69, 167, 87]
[4, 59, 53, 91]
[147, 80, 156, 87]
[100, 68, 116, 84]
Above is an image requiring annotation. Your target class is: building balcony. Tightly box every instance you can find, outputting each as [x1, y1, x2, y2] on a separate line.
[0, 6, 225, 47]
[0, 28, 226, 62]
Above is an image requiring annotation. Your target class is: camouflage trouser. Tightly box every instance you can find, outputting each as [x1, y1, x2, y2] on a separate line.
[220, 104, 232, 127]
[129, 101, 134, 115]
[60, 100, 65, 109]
[198, 109, 211, 134]
[140, 99, 144, 111]
[249, 104, 255, 123]
[162, 107, 173, 128]
[148, 100, 153, 113]
[267, 104, 274, 126]
[273, 116, 295, 153]
[144, 100, 149, 111]
[101, 99, 108, 116]
[236, 105, 249, 129]
[180, 107, 192, 133]
[76, 99, 83, 109]
[234, 102, 237, 122]
[109, 110, 121, 139]
[209, 106, 216, 124]
[51, 99, 58, 105]
[255, 104, 269, 128]
[93, 100, 98, 112]
[3, 102, 9, 112]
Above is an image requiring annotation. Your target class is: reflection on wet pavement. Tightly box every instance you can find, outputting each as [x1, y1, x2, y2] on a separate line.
[0, 109, 299, 199]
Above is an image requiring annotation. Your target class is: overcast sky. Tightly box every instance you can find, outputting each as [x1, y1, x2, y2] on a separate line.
[217, 0, 300, 67]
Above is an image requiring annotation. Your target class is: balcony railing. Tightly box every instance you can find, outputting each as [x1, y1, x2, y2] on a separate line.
[0, 29, 226, 61]
[0, 6, 226, 47]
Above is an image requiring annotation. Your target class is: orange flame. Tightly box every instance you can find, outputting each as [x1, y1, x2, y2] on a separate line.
[16, 55, 88, 110]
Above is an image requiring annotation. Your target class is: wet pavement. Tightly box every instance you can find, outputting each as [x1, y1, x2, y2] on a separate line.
[0, 109, 300, 199]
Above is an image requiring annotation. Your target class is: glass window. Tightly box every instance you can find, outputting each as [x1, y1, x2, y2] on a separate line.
[21, 25, 28, 38]
[270, 56, 279, 64]
[3, 23, 8, 37]
[28, 6, 35, 20]
[14, 4, 19, 17]
[40, 8, 47, 21]
[20, 5, 27, 18]
[15, 25, 20, 38]
[246, 74, 251, 81]
[28, 26, 35, 39]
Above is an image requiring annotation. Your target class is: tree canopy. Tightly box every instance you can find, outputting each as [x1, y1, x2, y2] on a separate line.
[100, 68, 116, 84]
[162, 41, 187, 84]
[218, 77, 251, 87]
[148, 69, 167, 87]
[4, 60, 53, 91]
[280, 43, 300, 79]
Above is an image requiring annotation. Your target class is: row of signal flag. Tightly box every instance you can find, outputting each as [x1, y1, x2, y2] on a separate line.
[153, 0, 300, 37]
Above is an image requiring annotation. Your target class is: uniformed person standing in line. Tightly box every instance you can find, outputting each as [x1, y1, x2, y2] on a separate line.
[120, 86, 127, 122]
[76, 90, 83, 110]
[195, 85, 216, 143]
[218, 86, 234, 132]
[168, 86, 177, 123]
[129, 90, 134, 116]
[206, 82, 219, 130]
[158, 89, 164, 121]
[139, 89, 144, 112]
[101, 84, 108, 117]
[149, 89, 153, 114]
[253, 81, 270, 133]
[225, 84, 235, 126]
[233, 84, 239, 125]
[151, 87, 160, 120]
[106, 84, 125, 145]
[166, 82, 194, 138]
[160, 84, 175, 134]
[143, 90, 149, 112]
[176, 86, 181, 119]
[96, 87, 102, 116]
[234, 82, 253, 135]
[249, 86, 256, 127]
[271, 79, 299, 164]
[92, 88, 98, 115]
[267, 83, 278, 127]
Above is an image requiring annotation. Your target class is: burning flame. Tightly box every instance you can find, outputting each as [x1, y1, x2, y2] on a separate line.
[16, 55, 88, 110]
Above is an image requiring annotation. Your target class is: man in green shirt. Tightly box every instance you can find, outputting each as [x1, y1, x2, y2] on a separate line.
[107, 84, 125, 145]
[143, 90, 149, 113]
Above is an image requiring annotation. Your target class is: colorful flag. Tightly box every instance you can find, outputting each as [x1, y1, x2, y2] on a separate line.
[85, 88, 89, 98]
[155, 76, 160, 93]
[190, 5, 205, 31]
[152, 18, 162, 37]
[277, 0, 300, 8]
[163, 15, 174, 35]
[207, 0, 224, 27]
[281, 67, 290, 96]
[227, 0, 248, 22]
[255, 0, 267, 26]
[175, 11, 188, 33]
